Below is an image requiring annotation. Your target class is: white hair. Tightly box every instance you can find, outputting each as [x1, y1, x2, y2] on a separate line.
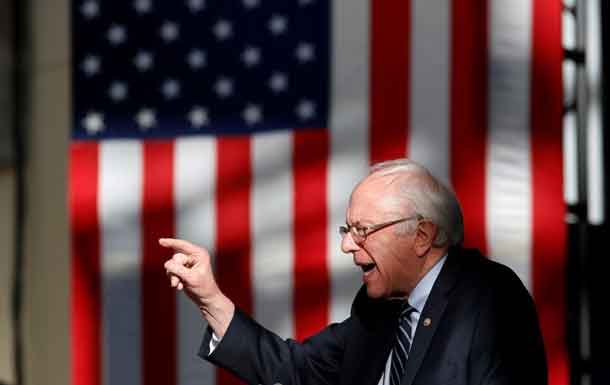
[368, 159, 464, 247]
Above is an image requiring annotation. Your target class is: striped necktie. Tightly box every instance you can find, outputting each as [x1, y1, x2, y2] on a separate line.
[390, 304, 416, 385]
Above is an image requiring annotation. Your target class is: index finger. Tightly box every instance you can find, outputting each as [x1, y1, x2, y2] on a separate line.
[158, 238, 202, 254]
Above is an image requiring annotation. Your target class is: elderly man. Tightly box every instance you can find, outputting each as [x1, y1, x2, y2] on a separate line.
[162, 159, 547, 385]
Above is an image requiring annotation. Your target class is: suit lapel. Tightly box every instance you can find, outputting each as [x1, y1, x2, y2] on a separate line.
[342, 288, 402, 385]
[347, 318, 395, 385]
[401, 249, 462, 385]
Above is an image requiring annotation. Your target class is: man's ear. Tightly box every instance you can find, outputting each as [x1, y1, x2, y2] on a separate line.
[414, 221, 437, 257]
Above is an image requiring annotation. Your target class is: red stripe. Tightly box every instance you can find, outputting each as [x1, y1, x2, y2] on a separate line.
[215, 137, 253, 385]
[69, 142, 101, 385]
[449, 0, 488, 253]
[293, 129, 330, 341]
[530, 1, 569, 384]
[370, 0, 411, 164]
[141, 141, 176, 385]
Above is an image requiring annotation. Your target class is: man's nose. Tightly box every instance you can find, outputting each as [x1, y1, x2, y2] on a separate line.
[341, 232, 361, 253]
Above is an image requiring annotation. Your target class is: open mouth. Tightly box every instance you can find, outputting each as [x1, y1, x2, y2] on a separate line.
[361, 263, 376, 273]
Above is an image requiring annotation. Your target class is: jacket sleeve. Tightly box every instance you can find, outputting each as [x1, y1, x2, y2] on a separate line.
[467, 264, 548, 385]
[199, 308, 350, 385]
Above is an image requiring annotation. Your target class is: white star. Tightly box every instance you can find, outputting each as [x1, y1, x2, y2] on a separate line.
[268, 72, 288, 93]
[295, 42, 315, 63]
[108, 81, 128, 102]
[188, 106, 209, 128]
[161, 79, 181, 99]
[186, 0, 205, 13]
[243, 104, 262, 125]
[243, 0, 260, 9]
[81, 55, 101, 76]
[268, 14, 288, 36]
[133, 0, 152, 14]
[135, 108, 157, 130]
[212, 20, 233, 41]
[187, 49, 206, 69]
[242, 46, 261, 67]
[81, 0, 100, 19]
[133, 51, 154, 71]
[160, 21, 180, 42]
[82, 111, 105, 134]
[107, 24, 127, 45]
[296, 100, 316, 120]
[214, 77, 234, 98]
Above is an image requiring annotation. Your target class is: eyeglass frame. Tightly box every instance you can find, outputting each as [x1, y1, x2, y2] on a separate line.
[339, 214, 423, 245]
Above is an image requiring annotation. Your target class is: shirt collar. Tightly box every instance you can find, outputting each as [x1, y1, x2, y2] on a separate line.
[407, 254, 447, 313]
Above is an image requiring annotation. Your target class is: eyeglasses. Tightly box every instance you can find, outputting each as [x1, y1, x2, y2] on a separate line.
[339, 214, 422, 245]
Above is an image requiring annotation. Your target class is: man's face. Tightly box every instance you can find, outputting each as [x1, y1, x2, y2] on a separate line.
[342, 176, 424, 299]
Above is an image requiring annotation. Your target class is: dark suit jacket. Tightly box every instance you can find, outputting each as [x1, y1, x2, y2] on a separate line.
[200, 248, 548, 385]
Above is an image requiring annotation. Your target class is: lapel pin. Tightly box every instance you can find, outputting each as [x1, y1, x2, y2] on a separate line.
[423, 318, 432, 327]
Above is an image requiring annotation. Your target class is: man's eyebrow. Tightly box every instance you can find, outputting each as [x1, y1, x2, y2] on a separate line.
[349, 220, 371, 227]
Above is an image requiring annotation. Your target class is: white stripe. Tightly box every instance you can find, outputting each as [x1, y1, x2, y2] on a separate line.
[563, 112, 579, 206]
[328, 0, 370, 323]
[408, 0, 451, 185]
[392, 348, 405, 371]
[487, 0, 533, 290]
[562, 7, 577, 105]
[586, 0, 605, 225]
[252, 132, 294, 337]
[99, 141, 142, 385]
[395, 337, 408, 359]
[175, 137, 216, 385]
[562, 7, 576, 51]
[391, 367, 400, 382]
[562, 6, 578, 206]
[399, 325, 412, 345]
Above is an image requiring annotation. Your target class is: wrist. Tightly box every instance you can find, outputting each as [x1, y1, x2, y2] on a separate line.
[199, 292, 235, 337]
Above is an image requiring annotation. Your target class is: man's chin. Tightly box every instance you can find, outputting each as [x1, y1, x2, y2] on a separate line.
[365, 285, 385, 299]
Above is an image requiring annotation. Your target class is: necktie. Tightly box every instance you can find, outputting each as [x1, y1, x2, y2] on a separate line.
[390, 304, 416, 385]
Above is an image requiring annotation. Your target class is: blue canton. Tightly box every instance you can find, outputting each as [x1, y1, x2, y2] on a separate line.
[72, 0, 329, 139]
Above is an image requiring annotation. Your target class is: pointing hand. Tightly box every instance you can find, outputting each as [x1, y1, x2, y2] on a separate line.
[160, 238, 235, 336]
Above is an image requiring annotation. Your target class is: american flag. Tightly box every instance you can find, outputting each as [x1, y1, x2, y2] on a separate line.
[69, 1, 568, 385]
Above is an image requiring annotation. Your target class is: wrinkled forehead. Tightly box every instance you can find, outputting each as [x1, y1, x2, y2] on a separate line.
[347, 174, 412, 220]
